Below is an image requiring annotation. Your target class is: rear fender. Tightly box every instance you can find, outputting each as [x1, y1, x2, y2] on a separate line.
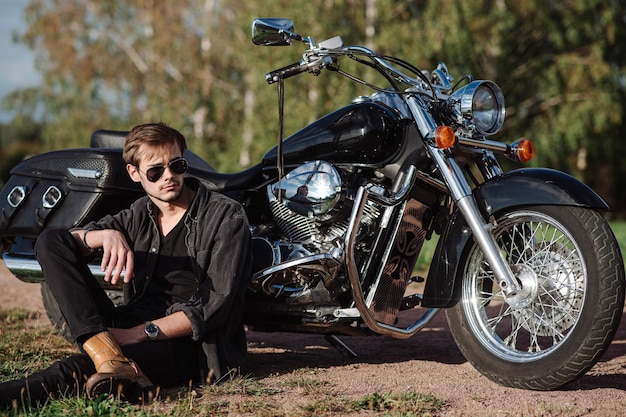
[421, 168, 607, 308]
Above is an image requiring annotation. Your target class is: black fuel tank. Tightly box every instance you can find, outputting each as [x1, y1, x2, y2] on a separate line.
[262, 101, 408, 168]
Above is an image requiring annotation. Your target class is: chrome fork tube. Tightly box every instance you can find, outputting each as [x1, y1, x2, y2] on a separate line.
[406, 96, 521, 296]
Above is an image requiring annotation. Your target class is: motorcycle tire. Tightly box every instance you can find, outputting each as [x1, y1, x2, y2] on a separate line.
[446, 205, 625, 390]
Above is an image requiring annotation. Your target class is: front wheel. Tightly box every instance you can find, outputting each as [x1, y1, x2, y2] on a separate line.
[446, 205, 625, 390]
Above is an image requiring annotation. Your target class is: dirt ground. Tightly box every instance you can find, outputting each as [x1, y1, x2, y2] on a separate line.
[1, 261, 625, 416]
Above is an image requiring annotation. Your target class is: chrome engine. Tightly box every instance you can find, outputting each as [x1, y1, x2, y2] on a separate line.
[250, 160, 380, 301]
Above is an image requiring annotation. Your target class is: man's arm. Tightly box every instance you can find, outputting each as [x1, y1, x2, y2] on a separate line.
[108, 311, 192, 345]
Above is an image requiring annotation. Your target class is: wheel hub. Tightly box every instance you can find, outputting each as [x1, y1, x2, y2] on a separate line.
[504, 242, 583, 337]
[504, 264, 538, 309]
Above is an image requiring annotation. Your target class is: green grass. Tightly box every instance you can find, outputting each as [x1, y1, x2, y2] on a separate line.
[415, 235, 438, 275]
[351, 391, 445, 416]
[0, 310, 74, 381]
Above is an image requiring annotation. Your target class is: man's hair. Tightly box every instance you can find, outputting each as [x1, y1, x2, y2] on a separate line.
[123, 122, 187, 166]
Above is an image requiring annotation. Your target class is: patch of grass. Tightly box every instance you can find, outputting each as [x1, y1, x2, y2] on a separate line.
[415, 236, 438, 275]
[43, 395, 152, 417]
[204, 375, 281, 397]
[157, 376, 283, 416]
[283, 376, 333, 395]
[298, 394, 356, 416]
[295, 389, 446, 417]
[235, 399, 285, 416]
[351, 391, 445, 416]
[0, 309, 75, 381]
[158, 392, 232, 417]
[0, 309, 34, 323]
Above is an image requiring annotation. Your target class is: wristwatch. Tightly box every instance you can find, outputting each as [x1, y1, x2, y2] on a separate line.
[144, 321, 159, 341]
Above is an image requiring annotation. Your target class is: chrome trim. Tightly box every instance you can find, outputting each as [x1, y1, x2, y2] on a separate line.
[477, 153, 504, 181]
[364, 201, 406, 308]
[406, 95, 438, 139]
[405, 92, 520, 296]
[2, 255, 45, 283]
[455, 195, 520, 296]
[366, 165, 417, 206]
[459, 80, 505, 135]
[251, 252, 339, 282]
[42, 185, 62, 209]
[333, 308, 360, 318]
[7, 186, 27, 208]
[270, 160, 341, 216]
[2, 253, 123, 289]
[426, 145, 520, 296]
[456, 136, 508, 153]
[428, 146, 472, 200]
[67, 167, 103, 179]
[343, 185, 440, 339]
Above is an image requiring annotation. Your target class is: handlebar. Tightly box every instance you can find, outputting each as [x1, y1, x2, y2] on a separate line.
[265, 53, 335, 84]
[264, 44, 442, 97]
[265, 61, 309, 84]
[346, 46, 422, 87]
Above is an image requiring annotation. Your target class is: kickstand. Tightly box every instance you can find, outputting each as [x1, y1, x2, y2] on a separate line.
[324, 335, 357, 358]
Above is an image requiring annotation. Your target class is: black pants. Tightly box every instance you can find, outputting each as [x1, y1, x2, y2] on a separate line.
[0, 229, 203, 409]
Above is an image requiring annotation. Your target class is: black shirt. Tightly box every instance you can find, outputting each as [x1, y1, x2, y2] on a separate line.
[146, 217, 198, 305]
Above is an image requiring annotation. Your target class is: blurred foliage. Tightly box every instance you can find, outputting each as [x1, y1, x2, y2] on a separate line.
[0, 111, 43, 188]
[1, 0, 625, 213]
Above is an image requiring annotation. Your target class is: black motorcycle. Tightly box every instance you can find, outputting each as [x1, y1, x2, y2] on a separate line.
[1, 18, 623, 390]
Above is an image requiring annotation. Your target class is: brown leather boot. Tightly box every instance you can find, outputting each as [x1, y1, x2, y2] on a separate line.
[82, 331, 154, 401]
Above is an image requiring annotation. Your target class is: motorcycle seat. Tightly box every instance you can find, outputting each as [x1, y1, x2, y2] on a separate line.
[194, 163, 265, 192]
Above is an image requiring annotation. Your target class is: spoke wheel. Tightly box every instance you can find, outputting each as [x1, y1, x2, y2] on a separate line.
[446, 205, 624, 390]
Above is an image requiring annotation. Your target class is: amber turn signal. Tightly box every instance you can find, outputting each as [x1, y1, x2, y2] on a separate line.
[434, 125, 456, 149]
[513, 138, 535, 162]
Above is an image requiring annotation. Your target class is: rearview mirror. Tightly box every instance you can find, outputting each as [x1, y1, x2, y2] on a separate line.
[251, 18, 296, 46]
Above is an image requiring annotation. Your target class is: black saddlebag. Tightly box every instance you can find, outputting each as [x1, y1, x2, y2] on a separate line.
[0, 148, 143, 240]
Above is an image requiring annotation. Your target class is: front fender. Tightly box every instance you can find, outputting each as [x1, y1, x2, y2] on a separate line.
[473, 168, 608, 216]
[421, 168, 607, 308]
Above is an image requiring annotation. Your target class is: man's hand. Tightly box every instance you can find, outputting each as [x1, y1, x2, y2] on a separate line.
[99, 229, 135, 285]
[73, 229, 134, 285]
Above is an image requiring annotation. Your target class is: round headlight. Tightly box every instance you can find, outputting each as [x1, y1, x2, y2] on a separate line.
[459, 80, 505, 135]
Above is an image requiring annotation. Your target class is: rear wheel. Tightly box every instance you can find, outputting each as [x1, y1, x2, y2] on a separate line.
[446, 205, 625, 390]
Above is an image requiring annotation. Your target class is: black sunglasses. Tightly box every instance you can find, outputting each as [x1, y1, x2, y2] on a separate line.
[140, 157, 188, 182]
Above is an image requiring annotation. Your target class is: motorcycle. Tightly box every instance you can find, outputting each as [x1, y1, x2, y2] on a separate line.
[0, 18, 624, 391]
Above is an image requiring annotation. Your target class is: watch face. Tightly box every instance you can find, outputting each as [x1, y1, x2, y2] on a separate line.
[145, 322, 158, 338]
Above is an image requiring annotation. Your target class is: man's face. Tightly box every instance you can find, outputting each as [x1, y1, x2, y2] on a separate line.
[127, 142, 185, 204]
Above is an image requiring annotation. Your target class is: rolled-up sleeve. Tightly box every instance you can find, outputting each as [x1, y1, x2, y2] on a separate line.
[166, 197, 251, 341]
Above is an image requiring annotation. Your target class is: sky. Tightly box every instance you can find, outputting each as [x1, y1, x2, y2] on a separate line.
[0, 0, 40, 122]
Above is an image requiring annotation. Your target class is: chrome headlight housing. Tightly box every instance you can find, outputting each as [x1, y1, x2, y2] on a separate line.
[448, 80, 505, 136]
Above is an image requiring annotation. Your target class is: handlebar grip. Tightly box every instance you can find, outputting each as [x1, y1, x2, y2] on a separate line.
[265, 61, 306, 84]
